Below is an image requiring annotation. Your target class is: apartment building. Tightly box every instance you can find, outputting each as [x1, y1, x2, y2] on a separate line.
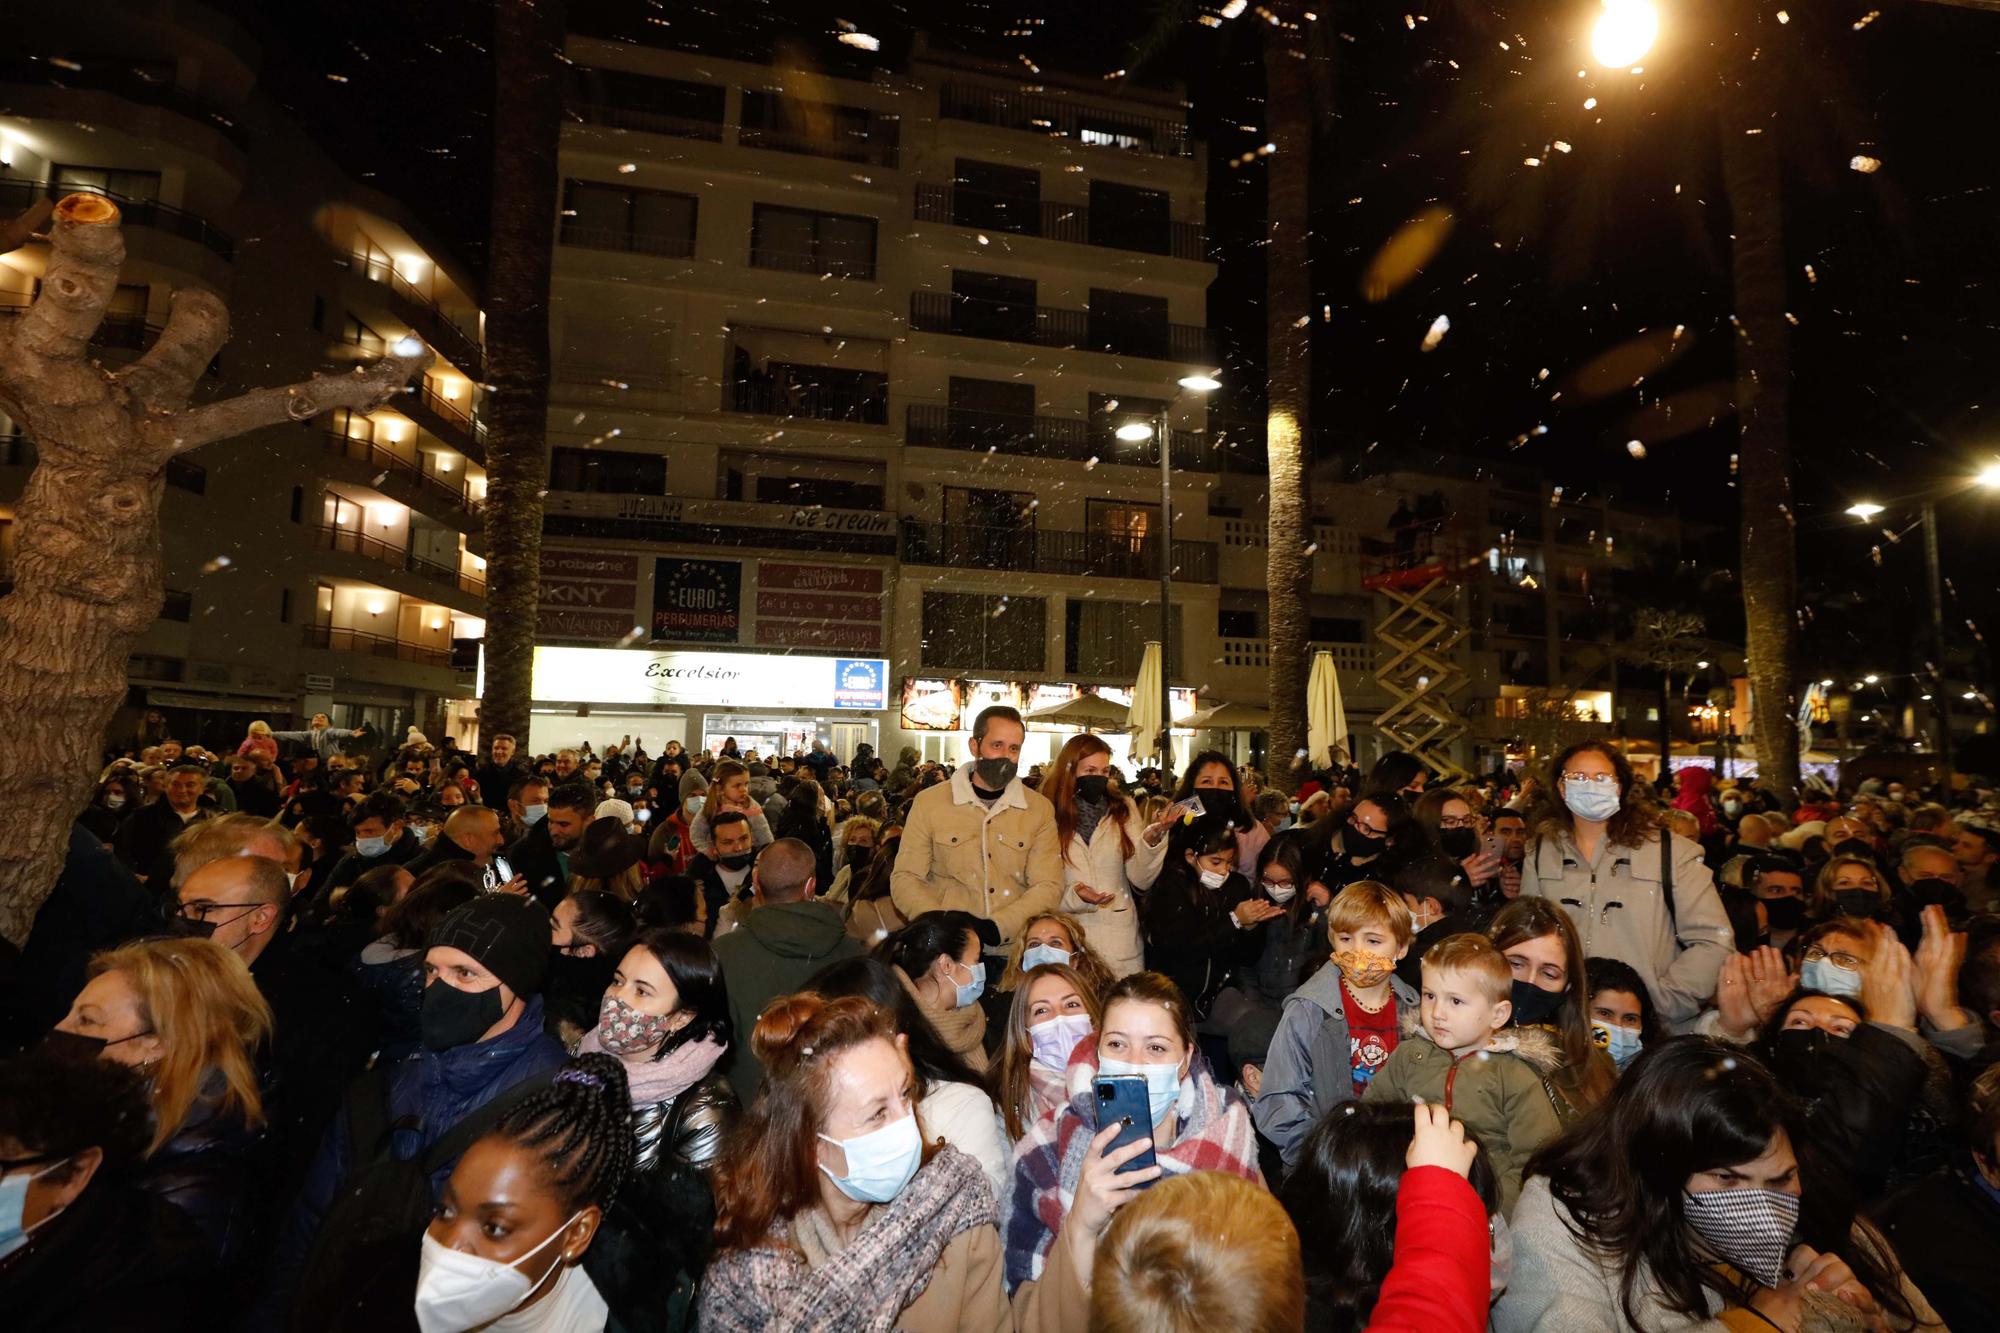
[0, 2, 485, 750]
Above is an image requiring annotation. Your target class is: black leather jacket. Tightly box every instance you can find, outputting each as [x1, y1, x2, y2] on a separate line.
[633, 1066, 737, 1171]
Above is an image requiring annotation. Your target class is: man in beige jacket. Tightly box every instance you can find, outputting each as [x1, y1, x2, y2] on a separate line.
[892, 706, 1064, 953]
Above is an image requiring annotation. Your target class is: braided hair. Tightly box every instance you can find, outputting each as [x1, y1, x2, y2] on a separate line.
[489, 1053, 637, 1213]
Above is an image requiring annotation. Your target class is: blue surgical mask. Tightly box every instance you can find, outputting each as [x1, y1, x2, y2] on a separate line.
[1029, 1013, 1093, 1070]
[0, 1158, 65, 1261]
[818, 1111, 923, 1204]
[1098, 1055, 1185, 1125]
[355, 834, 389, 858]
[1801, 957, 1863, 998]
[1594, 1022, 1644, 1072]
[522, 803, 548, 825]
[1021, 944, 1072, 973]
[951, 958, 985, 1009]
[1562, 777, 1622, 823]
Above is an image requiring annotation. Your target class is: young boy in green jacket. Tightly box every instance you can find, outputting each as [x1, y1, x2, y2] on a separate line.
[1363, 931, 1563, 1214]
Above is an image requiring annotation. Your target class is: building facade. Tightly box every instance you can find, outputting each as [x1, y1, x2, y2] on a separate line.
[0, 3, 486, 752]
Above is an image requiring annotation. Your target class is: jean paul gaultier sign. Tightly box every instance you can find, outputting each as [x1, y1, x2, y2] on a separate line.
[532, 647, 889, 711]
[545, 492, 894, 536]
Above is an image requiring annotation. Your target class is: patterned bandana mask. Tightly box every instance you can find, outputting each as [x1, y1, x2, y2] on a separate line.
[596, 994, 674, 1056]
[1332, 949, 1396, 989]
[1681, 1186, 1802, 1288]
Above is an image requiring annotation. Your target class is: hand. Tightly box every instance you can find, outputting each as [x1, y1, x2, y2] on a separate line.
[1742, 944, 1798, 1025]
[1499, 861, 1522, 899]
[1233, 899, 1285, 928]
[1069, 1121, 1162, 1240]
[1860, 923, 1918, 1030]
[1914, 904, 1969, 1029]
[495, 875, 529, 897]
[1460, 849, 1502, 884]
[1715, 952, 1762, 1040]
[1405, 1102, 1478, 1177]
[1074, 883, 1115, 906]
[1306, 881, 1331, 909]
[351, 728, 366, 737]
[1239, 1063, 1264, 1099]
[1790, 1247, 1884, 1327]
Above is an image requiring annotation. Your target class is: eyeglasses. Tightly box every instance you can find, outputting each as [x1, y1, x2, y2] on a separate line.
[1438, 816, 1473, 829]
[178, 900, 263, 921]
[1350, 816, 1390, 836]
[1802, 946, 1864, 972]
[1560, 771, 1619, 786]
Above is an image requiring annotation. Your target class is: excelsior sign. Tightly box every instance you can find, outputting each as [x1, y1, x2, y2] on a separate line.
[532, 647, 889, 711]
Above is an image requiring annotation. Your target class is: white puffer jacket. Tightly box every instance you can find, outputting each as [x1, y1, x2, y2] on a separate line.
[1056, 798, 1169, 977]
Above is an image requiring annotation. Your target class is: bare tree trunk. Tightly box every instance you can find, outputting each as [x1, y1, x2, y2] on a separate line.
[479, 0, 565, 744]
[1264, 10, 1314, 793]
[1719, 52, 1799, 803]
[0, 196, 428, 943]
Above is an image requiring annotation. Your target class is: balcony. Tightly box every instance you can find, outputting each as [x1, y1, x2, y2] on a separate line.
[1219, 638, 1375, 674]
[311, 524, 485, 599]
[565, 98, 724, 142]
[900, 520, 1217, 583]
[0, 57, 249, 151]
[909, 291, 1215, 363]
[321, 433, 481, 521]
[0, 179, 233, 261]
[557, 221, 695, 259]
[724, 376, 887, 426]
[937, 82, 1191, 158]
[404, 378, 484, 457]
[904, 403, 1213, 471]
[303, 623, 452, 668]
[348, 252, 484, 378]
[913, 185, 1204, 261]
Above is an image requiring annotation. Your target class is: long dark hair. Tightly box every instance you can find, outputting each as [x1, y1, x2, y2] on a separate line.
[1527, 1039, 1915, 1328]
[848, 829, 901, 906]
[1255, 831, 1317, 925]
[877, 910, 983, 986]
[1279, 1101, 1498, 1332]
[623, 927, 732, 1060]
[803, 954, 984, 1089]
[1173, 750, 1252, 830]
[1530, 739, 1660, 852]
[1487, 898, 1615, 1112]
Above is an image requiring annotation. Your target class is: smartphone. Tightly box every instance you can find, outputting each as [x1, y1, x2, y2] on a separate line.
[1093, 1076, 1159, 1178]
[483, 854, 515, 892]
[1483, 833, 1505, 861]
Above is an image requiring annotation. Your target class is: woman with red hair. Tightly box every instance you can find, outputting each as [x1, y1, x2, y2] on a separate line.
[1040, 734, 1174, 977]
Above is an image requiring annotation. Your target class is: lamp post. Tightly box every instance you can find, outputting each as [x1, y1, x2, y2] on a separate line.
[1117, 372, 1220, 768]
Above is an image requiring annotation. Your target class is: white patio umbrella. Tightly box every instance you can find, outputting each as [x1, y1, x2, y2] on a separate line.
[1307, 649, 1349, 768]
[1024, 693, 1130, 731]
[1128, 641, 1165, 761]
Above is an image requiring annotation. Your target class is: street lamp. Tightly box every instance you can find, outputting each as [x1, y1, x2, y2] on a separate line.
[1116, 372, 1222, 763]
[1591, 0, 1659, 68]
[1849, 495, 1951, 773]
[1845, 502, 1885, 520]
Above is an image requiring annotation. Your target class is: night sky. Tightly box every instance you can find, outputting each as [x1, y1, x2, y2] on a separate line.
[231, 0, 2000, 685]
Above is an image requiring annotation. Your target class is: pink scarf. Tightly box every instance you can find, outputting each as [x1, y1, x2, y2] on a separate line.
[578, 1028, 728, 1108]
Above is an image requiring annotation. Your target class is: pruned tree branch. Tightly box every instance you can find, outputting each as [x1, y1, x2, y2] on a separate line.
[12, 194, 124, 367]
[162, 342, 435, 455]
[117, 287, 230, 413]
[0, 197, 52, 256]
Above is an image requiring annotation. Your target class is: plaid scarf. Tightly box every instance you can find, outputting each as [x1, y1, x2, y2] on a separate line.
[698, 1145, 996, 1332]
[1002, 1040, 1262, 1291]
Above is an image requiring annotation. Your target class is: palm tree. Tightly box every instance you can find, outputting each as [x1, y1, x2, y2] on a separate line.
[479, 0, 565, 743]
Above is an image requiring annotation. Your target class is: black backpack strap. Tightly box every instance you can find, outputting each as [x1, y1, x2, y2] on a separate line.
[417, 1069, 557, 1177]
[1661, 830, 1680, 938]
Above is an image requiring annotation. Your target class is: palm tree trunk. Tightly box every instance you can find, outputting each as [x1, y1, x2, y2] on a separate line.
[1264, 11, 1314, 792]
[479, 0, 565, 744]
[1719, 54, 1799, 803]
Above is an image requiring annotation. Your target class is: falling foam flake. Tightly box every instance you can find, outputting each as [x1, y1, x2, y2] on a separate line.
[1850, 155, 1881, 174]
[1420, 314, 1451, 352]
[1627, 440, 1647, 458]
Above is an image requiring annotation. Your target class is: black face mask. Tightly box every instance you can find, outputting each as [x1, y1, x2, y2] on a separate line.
[420, 978, 505, 1052]
[1074, 774, 1111, 804]
[1904, 877, 1961, 909]
[1833, 838, 1876, 861]
[716, 851, 754, 872]
[846, 845, 874, 870]
[38, 1027, 152, 1062]
[1509, 979, 1566, 1027]
[1834, 889, 1880, 918]
[165, 913, 218, 940]
[1345, 825, 1385, 857]
[973, 757, 1018, 791]
[1438, 828, 1479, 859]
[1199, 787, 1239, 814]
[1762, 896, 1807, 931]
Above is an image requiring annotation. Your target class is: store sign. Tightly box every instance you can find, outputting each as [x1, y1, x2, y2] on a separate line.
[900, 678, 963, 731]
[540, 548, 639, 641]
[898, 677, 1202, 730]
[653, 558, 740, 644]
[547, 492, 894, 537]
[533, 647, 890, 711]
[757, 560, 884, 653]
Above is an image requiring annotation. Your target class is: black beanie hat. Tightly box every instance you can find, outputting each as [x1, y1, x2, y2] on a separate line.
[430, 894, 552, 999]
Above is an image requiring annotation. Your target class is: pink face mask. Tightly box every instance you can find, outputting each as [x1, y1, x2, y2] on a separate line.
[595, 994, 673, 1055]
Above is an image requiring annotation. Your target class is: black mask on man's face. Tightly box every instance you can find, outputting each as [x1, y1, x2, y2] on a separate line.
[420, 979, 504, 1052]
[1761, 896, 1806, 931]
[1904, 877, 1962, 909]
[1833, 838, 1876, 861]
[716, 851, 754, 872]
[973, 757, 1018, 791]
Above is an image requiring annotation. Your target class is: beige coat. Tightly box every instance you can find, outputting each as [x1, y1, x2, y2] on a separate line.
[888, 1223, 1011, 1333]
[892, 768, 1064, 944]
[1056, 798, 1169, 977]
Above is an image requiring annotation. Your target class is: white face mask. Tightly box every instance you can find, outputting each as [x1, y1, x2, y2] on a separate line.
[1263, 880, 1297, 904]
[413, 1215, 579, 1333]
[1198, 868, 1229, 890]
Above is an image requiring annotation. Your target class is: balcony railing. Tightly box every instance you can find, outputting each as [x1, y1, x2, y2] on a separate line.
[904, 403, 1213, 470]
[724, 376, 887, 425]
[565, 98, 725, 142]
[311, 524, 482, 598]
[1220, 638, 1375, 674]
[557, 221, 696, 259]
[900, 520, 1216, 583]
[321, 433, 481, 518]
[909, 291, 1215, 363]
[913, 185, 1204, 261]
[938, 81, 1191, 158]
[737, 123, 898, 167]
[0, 57, 249, 150]
[303, 623, 452, 668]
[0, 179, 234, 261]
[348, 253, 484, 376]
[746, 243, 875, 280]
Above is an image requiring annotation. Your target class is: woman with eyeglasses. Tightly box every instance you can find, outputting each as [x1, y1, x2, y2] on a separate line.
[1518, 741, 1734, 1027]
[1411, 787, 1503, 896]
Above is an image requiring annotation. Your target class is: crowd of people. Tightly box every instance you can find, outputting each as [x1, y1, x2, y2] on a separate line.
[2, 705, 1997, 1331]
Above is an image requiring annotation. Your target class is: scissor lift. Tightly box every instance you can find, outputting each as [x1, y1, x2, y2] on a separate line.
[1361, 522, 1474, 783]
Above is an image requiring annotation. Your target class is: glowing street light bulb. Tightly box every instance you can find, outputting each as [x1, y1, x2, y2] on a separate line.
[1115, 422, 1154, 442]
[1976, 461, 2000, 489]
[1177, 373, 1223, 392]
[1591, 0, 1658, 68]
[1845, 502, 1884, 520]
[1864, 674, 1880, 685]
